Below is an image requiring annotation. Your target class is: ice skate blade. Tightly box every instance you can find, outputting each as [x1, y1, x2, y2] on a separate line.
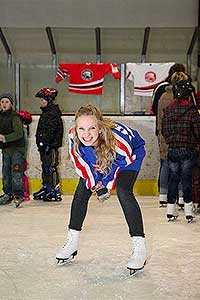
[186, 216, 194, 223]
[13, 200, 23, 208]
[43, 198, 62, 202]
[167, 214, 178, 222]
[127, 264, 146, 276]
[159, 202, 167, 207]
[56, 250, 77, 265]
[127, 260, 146, 276]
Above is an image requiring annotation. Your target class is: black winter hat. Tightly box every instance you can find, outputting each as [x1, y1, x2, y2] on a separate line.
[0, 93, 14, 105]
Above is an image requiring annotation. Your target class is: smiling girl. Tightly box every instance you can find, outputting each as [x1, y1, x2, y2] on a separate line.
[56, 104, 147, 275]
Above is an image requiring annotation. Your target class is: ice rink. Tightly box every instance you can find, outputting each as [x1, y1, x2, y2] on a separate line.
[0, 195, 200, 300]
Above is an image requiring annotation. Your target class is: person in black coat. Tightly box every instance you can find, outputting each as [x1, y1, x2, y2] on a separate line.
[33, 88, 64, 201]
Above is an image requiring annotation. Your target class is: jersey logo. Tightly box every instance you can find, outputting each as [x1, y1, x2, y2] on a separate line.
[82, 70, 93, 81]
[145, 71, 156, 82]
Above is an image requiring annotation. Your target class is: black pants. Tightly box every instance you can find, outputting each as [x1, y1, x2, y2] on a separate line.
[39, 148, 59, 189]
[69, 170, 145, 237]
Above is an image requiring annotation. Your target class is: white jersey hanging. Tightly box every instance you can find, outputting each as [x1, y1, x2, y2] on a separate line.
[126, 62, 174, 96]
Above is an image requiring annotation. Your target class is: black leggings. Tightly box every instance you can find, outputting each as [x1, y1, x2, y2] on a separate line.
[69, 170, 145, 237]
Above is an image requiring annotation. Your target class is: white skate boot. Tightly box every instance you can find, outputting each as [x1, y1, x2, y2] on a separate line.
[127, 236, 147, 275]
[159, 194, 167, 207]
[184, 202, 194, 223]
[167, 203, 178, 221]
[177, 197, 184, 210]
[56, 229, 80, 265]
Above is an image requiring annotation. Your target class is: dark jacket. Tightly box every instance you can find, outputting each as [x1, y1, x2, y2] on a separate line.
[152, 81, 170, 136]
[0, 108, 25, 149]
[161, 99, 200, 149]
[36, 103, 63, 149]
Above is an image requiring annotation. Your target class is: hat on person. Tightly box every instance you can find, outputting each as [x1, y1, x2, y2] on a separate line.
[172, 80, 195, 99]
[35, 87, 58, 102]
[0, 93, 14, 105]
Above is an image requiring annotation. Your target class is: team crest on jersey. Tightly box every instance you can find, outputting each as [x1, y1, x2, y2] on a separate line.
[145, 71, 156, 82]
[82, 69, 93, 81]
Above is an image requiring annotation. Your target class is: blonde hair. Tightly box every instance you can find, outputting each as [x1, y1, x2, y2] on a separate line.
[171, 71, 188, 84]
[74, 104, 116, 174]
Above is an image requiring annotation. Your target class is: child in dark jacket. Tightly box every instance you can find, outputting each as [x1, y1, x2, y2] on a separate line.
[33, 88, 64, 201]
[0, 93, 25, 207]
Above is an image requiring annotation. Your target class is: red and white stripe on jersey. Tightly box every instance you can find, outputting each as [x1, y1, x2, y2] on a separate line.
[106, 166, 120, 190]
[113, 132, 136, 165]
[68, 131, 96, 188]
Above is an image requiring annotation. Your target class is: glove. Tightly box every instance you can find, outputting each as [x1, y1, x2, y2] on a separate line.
[96, 187, 110, 203]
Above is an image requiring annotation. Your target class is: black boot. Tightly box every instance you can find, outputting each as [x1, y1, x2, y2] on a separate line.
[0, 193, 14, 205]
[33, 186, 48, 200]
[43, 186, 62, 202]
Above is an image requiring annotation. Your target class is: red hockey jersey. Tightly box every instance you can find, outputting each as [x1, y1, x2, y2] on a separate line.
[55, 63, 120, 95]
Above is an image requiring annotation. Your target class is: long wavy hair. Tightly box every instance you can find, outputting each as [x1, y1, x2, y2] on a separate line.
[74, 104, 117, 174]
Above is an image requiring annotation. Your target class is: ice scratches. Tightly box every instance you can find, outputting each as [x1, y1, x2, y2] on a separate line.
[73, 258, 145, 285]
[0, 268, 20, 300]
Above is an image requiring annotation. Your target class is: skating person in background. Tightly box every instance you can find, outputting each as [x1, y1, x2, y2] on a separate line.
[17, 110, 32, 201]
[152, 63, 186, 135]
[33, 88, 63, 202]
[162, 80, 200, 222]
[151, 63, 187, 202]
[157, 71, 188, 207]
[0, 93, 25, 208]
[56, 104, 146, 275]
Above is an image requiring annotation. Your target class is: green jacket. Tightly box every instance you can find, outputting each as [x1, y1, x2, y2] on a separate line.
[0, 108, 25, 150]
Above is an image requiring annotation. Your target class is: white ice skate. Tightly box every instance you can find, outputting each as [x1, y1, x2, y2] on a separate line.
[127, 236, 147, 276]
[184, 202, 194, 223]
[167, 203, 178, 221]
[159, 194, 167, 207]
[177, 197, 184, 210]
[56, 229, 80, 265]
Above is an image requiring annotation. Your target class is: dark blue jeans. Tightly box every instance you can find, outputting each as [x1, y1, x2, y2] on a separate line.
[167, 148, 196, 204]
[159, 159, 170, 195]
[69, 170, 145, 237]
[159, 158, 183, 197]
[2, 148, 25, 197]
